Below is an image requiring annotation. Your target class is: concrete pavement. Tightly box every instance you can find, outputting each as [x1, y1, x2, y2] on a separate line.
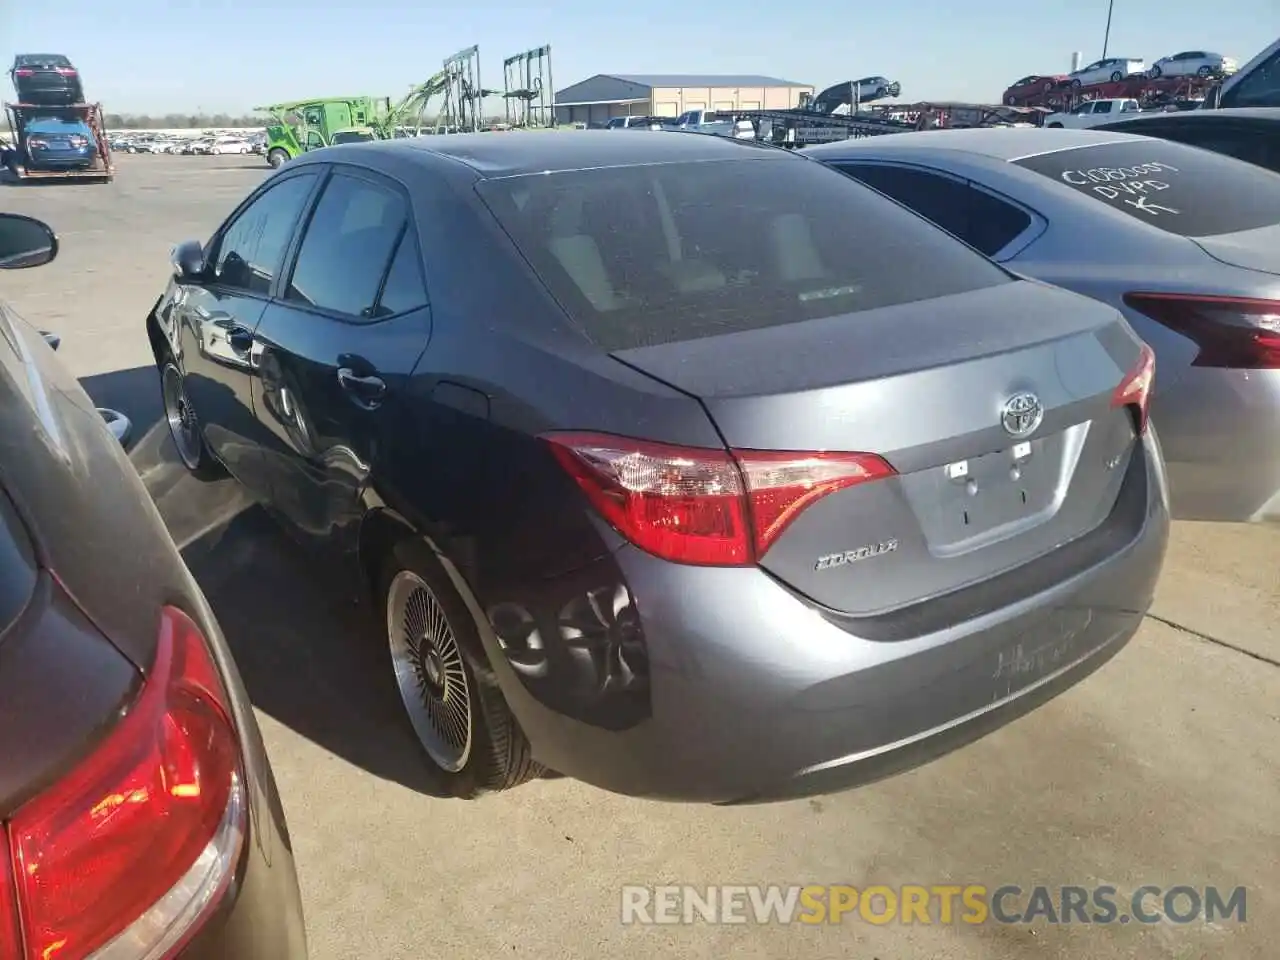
[2, 155, 1276, 959]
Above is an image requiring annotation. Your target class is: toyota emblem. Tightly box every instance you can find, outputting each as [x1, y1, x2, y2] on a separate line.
[1001, 392, 1044, 438]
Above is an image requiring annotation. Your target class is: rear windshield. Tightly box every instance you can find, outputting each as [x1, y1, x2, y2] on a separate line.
[1014, 139, 1280, 237]
[15, 54, 71, 68]
[476, 156, 1010, 351]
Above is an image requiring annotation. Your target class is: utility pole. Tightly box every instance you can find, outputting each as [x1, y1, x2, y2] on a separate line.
[1101, 0, 1115, 59]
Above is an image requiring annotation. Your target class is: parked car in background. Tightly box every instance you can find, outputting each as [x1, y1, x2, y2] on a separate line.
[605, 115, 663, 129]
[1149, 51, 1237, 78]
[329, 128, 377, 145]
[0, 212, 308, 959]
[1044, 98, 1142, 127]
[123, 138, 163, 154]
[210, 136, 253, 154]
[146, 132, 1167, 804]
[21, 116, 97, 170]
[1095, 106, 1280, 174]
[1068, 57, 1146, 86]
[1003, 74, 1067, 104]
[807, 128, 1280, 523]
[9, 54, 84, 106]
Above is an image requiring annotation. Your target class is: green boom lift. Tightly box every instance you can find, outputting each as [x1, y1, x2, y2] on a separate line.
[256, 71, 449, 168]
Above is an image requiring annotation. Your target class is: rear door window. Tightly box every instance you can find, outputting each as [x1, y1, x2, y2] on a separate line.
[833, 163, 1033, 257]
[1013, 139, 1280, 236]
[474, 157, 1011, 351]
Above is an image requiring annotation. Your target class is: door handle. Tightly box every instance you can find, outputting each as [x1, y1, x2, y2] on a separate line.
[337, 367, 386, 407]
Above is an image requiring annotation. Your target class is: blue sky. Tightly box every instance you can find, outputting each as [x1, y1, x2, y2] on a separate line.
[2, 0, 1275, 114]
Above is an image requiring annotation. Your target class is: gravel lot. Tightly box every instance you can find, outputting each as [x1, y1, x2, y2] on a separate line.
[3, 154, 1277, 960]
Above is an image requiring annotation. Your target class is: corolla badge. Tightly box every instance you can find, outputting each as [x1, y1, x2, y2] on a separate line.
[1000, 391, 1044, 438]
[815, 539, 898, 571]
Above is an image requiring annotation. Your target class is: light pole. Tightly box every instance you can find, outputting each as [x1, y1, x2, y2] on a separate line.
[1101, 0, 1115, 59]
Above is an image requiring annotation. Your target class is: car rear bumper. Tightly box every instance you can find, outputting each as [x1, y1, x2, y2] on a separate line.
[13, 83, 82, 105]
[487, 429, 1169, 804]
[1153, 367, 1280, 522]
[27, 151, 95, 169]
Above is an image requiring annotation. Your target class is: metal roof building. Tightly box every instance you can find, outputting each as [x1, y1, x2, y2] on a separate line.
[553, 74, 814, 127]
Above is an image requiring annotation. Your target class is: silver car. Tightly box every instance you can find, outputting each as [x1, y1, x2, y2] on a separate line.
[806, 128, 1280, 523]
[1068, 57, 1146, 86]
[1149, 51, 1238, 79]
[147, 132, 1169, 803]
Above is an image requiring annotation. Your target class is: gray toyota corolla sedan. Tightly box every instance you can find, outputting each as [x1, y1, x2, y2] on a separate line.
[148, 131, 1169, 804]
[806, 127, 1280, 523]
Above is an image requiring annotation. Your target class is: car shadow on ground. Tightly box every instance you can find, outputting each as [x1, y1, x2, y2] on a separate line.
[81, 364, 457, 798]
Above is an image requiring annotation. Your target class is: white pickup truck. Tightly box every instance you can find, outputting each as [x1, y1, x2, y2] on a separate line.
[1044, 98, 1143, 128]
[666, 108, 756, 139]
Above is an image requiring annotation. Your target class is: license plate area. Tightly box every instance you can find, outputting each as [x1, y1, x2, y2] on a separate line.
[933, 438, 1057, 543]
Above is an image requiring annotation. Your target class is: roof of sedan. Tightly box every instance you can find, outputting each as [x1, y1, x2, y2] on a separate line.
[804, 127, 1143, 162]
[362, 129, 787, 177]
[1096, 106, 1280, 125]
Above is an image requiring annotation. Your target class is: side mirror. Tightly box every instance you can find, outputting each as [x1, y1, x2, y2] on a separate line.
[171, 239, 207, 280]
[0, 214, 57, 270]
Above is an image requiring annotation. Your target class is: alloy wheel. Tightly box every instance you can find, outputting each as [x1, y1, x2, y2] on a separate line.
[386, 570, 474, 772]
[162, 363, 203, 470]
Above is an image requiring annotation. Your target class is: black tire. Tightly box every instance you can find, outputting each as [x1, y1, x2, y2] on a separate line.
[1110, 71, 1123, 82]
[1197, 65, 1212, 77]
[380, 539, 543, 797]
[267, 148, 288, 169]
[159, 357, 225, 480]
[1151, 64, 1163, 78]
[1070, 78, 1082, 88]
[1005, 96, 1016, 105]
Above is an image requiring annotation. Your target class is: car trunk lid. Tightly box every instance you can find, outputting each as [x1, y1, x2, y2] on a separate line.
[611, 280, 1147, 616]
[1192, 223, 1280, 276]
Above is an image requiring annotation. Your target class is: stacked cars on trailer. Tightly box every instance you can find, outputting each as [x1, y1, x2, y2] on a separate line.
[4, 53, 112, 182]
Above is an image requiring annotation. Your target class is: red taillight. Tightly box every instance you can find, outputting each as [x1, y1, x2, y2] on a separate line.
[1111, 342, 1156, 435]
[543, 432, 896, 565]
[55, 68, 77, 76]
[25, 137, 47, 149]
[1124, 292, 1280, 369]
[68, 135, 88, 148]
[14, 68, 33, 77]
[3, 606, 245, 960]
[0, 835, 19, 958]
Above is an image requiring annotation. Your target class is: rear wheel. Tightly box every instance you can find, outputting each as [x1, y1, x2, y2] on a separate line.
[1197, 65, 1212, 77]
[267, 148, 288, 169]
[1150, 64, 1163, 78]
[380, 541, 543, 796]
[1110, 71, 1123, 81]
[160, 358, 225, 479]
